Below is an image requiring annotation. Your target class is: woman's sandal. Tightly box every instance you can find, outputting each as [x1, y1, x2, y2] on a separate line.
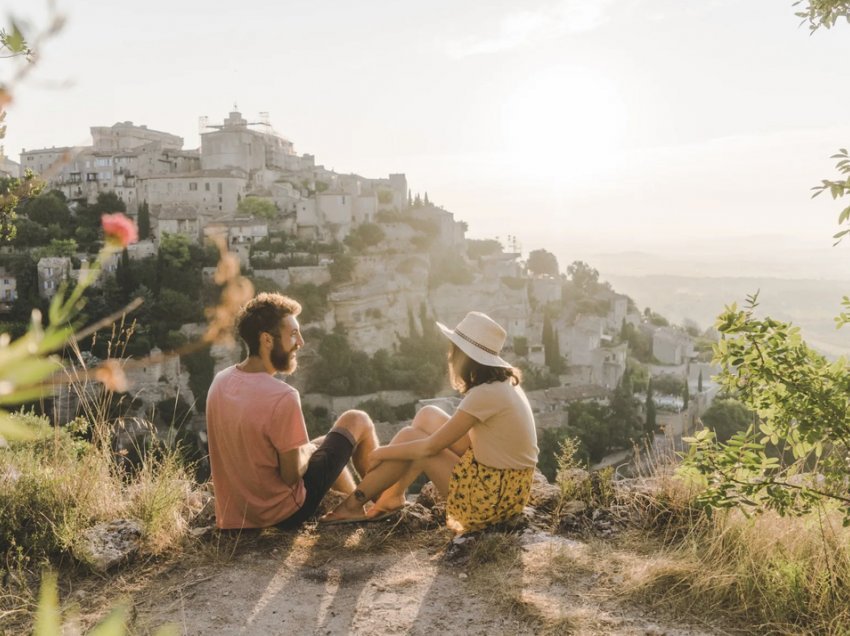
[319, 507, 402, 526]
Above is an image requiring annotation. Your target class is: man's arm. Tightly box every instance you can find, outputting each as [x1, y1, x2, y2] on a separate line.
[277, 442, 315, 487]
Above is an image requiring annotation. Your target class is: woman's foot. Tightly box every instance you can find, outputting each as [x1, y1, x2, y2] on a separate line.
[370, 493, 406, 517]
[319, 497, 366, 524]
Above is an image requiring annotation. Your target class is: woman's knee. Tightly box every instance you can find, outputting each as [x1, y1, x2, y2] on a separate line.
[334, 409, 375, 440]
[391, 425, 427, 444]
[412, 405, 450, 431]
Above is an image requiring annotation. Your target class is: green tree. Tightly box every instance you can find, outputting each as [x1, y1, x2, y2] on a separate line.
[698, 369, 704, 393]
[0, 171, 42, 241]
[566, 260, 599, 294]
[653, 373, 685, 397]
[328, 252, 355, 283]
[682, 293, 850, 519]
[183, 346, 215, 413]
[700, 398, 753, 444]
[466, 238, 502, 259]
[115, 248, 135, 300]
[527, 248, 559, 277]
[285, 282, 329, 323]
[645, 378, 657, 437]
[513, 336, 528, 357]
[344, 222, 385, 252]
[543, 312, 555, 369]
[20, 189, 70, 228]
[35, 238, 77, 259]
[237, 197, 277, 220]
[137, 199, 151, 240]
[683, 379, 690, 409]
[795, 0, 850, 32]
[608, 373, 643, 450]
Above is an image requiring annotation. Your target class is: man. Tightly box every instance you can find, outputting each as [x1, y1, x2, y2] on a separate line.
[206, 292, 379, 529]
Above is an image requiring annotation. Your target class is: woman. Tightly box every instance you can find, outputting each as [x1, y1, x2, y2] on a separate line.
[322, 311, 539, 534]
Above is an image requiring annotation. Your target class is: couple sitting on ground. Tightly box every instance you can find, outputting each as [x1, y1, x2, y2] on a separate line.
[206, 292, 539, 534]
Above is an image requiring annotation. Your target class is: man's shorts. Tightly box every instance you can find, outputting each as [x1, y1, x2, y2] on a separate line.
[276, 428, 355, 529]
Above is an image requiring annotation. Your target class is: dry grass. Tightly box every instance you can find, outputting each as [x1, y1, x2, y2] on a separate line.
[615, 457, 850, 635]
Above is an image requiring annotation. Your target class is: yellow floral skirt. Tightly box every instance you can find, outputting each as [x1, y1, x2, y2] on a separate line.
[446, 448, 534, 534]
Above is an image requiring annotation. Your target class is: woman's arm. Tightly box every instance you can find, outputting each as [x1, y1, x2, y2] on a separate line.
[372, 409, 478, 463]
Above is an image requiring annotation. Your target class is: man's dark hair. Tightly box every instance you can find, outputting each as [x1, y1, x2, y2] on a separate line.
[236, 293, 302, 356]
[448, 343, 522, 394]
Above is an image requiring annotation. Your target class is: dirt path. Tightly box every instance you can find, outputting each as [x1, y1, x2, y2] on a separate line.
[129, 524, 732, 636]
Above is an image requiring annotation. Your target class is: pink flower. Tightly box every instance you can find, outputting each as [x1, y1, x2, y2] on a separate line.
[101, 213, 138, 248]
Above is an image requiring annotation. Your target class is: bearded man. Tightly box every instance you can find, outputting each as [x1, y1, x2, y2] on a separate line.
[206, 292, 378, 529]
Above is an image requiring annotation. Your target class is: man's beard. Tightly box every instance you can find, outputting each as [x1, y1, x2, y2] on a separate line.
[271, 341, 298, 374]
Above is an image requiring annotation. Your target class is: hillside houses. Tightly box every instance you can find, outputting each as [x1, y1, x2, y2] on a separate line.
[652, 326, 695, 365]
[20, 110, 407, 246]
[11, 107, 691, 405]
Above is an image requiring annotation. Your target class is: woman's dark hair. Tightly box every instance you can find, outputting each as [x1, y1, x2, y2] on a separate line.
[448, 343, 522, 394]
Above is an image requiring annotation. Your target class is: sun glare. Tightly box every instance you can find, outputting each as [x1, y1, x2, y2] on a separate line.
[499, 66, 626, 174]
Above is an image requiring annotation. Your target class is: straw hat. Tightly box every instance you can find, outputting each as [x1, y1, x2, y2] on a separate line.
[436, 311, 512, 369]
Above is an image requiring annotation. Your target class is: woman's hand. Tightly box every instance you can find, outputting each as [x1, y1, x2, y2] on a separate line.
[368, 446, 390, 472]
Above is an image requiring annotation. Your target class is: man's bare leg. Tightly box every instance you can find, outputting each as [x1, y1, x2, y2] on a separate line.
[325, 410, 378, 501]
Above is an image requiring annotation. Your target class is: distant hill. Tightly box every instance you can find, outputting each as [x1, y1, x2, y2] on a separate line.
[602, 273, 849, 357]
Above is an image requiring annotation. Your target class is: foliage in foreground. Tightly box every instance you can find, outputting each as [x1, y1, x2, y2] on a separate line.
[0, 413, 195, 566]
[626, 472, 850, 634]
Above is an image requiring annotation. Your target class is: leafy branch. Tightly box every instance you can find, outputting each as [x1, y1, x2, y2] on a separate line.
[794, 0, 850, 32]
[811, 148, 850, 244]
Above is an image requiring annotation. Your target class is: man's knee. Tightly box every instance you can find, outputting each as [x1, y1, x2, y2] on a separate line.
[333, 409, 375, 441]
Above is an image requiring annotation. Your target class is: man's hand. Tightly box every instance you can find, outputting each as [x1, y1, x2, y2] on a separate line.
[278, 442, 316, 487]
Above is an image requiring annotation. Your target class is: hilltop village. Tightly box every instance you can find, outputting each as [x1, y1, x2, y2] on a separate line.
[3, 111, 717, 469]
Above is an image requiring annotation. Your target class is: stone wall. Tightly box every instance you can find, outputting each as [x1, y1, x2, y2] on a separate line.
[289, 265, 330, 287]
[302, 390, 418, 416]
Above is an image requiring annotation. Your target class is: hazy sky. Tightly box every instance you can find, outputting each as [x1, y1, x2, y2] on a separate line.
[4, 0, 850, 277]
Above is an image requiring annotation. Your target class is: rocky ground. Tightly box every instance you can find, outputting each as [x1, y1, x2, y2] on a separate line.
[10, 474, 738, 635]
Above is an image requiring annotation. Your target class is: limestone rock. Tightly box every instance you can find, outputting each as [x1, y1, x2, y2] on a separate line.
[392, 503, 438, 532]
[560, 500, 587, 516]
[74, 519, 143, 572]
[529, 470, 561, 512]
[415, 481, 444, 509]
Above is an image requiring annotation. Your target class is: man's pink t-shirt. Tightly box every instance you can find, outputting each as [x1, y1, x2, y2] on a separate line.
[206, 365, 309, 529]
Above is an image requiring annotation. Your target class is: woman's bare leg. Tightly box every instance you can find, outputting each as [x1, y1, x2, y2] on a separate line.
[324, 447, 460, 521]
[371, 406, 469, 512]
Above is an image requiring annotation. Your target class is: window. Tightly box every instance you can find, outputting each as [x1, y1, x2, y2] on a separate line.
[205, 183, 210, 191]
[217, 183, 222, 195]
[189, 182, 198, 191]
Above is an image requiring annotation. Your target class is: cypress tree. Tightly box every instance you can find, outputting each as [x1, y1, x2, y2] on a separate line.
[698, 369, 704, 393]
[138, 200, 151, 240]
[543, 312, 555, 370]
[683, 379, 690, 409]
[645, 378, 656, 437]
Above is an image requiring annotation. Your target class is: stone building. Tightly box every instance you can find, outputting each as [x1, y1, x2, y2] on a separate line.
[141, 168, 248, 219]
[0, 267, 17, 304]
[37, 257, 71, 299]
[21, 122, 195, 213]
[652, 327, 694, 366]
[155, 205, 201, 243]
